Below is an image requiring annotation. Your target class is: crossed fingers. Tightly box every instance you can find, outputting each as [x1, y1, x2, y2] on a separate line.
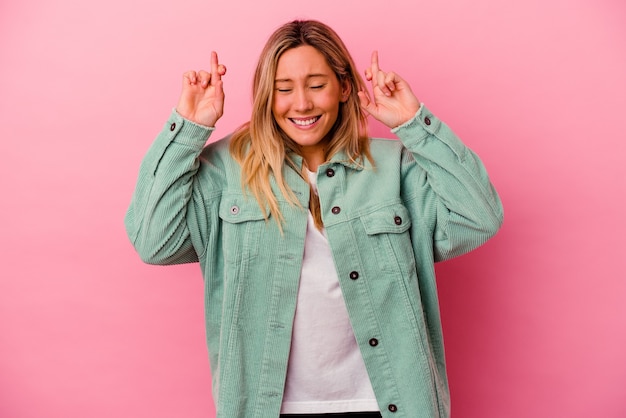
[365, 51, 396, 97]
[184, 51, 227, 88]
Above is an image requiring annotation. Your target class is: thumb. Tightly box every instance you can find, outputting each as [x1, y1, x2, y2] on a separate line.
[357, 91, 374, 117]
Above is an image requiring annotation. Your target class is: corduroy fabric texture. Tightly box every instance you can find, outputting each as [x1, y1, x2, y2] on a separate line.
[125, 106, 503, 418]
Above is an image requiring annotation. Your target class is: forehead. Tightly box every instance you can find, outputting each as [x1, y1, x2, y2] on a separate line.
[275, 45, 334, 80]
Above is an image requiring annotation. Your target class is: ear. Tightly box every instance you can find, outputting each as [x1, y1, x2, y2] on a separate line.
[340, 79, 351, 103]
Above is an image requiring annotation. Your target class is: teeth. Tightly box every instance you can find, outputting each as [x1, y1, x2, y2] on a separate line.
[292, 117, 319, 126]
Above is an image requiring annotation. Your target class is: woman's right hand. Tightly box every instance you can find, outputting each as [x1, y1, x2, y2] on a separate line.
[176, 51, 227, 127]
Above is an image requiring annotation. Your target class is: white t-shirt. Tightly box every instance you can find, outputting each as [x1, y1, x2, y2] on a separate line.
[280, 170, 379, 414]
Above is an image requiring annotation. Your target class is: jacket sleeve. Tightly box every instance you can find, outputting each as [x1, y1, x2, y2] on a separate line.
[124, 110, 215, 265]
[394, 105, 504, 261]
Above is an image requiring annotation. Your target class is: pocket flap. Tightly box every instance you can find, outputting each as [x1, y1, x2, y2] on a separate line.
[219, 195, 268, 224]
[361, 203, 411, 235]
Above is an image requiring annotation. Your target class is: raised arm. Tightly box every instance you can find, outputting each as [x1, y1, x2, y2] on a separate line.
[125, 52, 227, 265]
[359, 51, 503, 260]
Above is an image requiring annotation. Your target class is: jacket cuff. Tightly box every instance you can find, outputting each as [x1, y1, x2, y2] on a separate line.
[392, 104, 468, 162]
[392, 104, 444, 143]
[166, 109, 215, 148]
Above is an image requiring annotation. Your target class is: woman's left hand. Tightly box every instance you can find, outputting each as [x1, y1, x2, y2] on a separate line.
[358, 51, 421, 129]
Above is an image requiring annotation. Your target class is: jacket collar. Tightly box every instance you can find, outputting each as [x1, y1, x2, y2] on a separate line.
[287, 149, 366, 172]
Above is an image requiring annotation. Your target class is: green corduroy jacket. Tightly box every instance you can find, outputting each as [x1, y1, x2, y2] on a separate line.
[125, 105, 503, 418]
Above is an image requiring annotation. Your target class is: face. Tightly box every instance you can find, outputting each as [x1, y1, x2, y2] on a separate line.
[272, 45, 349, 167]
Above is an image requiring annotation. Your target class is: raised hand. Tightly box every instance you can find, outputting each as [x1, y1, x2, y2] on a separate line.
[358, 51, 421, 129]
[176, 51, 227, 127]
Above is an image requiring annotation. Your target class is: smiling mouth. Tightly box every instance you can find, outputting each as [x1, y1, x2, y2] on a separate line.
[290, 116, 321, 126]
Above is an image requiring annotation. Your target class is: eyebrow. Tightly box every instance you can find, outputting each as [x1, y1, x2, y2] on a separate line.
[274, 74, 330, 83]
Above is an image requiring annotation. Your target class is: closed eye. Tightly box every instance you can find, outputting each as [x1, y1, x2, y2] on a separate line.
[310, 84, 326, 90]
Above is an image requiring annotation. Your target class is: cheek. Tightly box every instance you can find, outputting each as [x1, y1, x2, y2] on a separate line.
[272, 97, 288, 116]
[321, 95, 341, 117]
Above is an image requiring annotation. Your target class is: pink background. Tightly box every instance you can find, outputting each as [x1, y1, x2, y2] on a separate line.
[1, 0, 625, 417]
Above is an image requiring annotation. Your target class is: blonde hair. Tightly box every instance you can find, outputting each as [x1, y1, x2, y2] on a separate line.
[230, 20, 372, 229]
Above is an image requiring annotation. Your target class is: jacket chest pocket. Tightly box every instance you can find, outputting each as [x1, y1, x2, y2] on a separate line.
[360, 203, 416, 274]
[218, 196, 268, 265]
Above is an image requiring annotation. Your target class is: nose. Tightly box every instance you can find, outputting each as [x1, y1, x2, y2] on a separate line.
[293, 88, 313, 112]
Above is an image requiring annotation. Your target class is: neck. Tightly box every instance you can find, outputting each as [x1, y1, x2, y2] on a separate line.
[301, 149, 325, 172]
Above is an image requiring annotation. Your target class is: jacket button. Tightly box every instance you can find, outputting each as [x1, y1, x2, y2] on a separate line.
[326, 168, 335, 177]
[369, 338, 379, 347]
[331, 206, 341, 214]
[424, 116, 431, 126]
[230, 205, 239, 215]
[394, 216, 402, 225]
[349, 271, 359, 280]
[170, 123, 176, 131]
[388, 404, 398, 412]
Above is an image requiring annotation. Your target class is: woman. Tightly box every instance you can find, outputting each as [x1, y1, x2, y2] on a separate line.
[125, 19, 503, 418]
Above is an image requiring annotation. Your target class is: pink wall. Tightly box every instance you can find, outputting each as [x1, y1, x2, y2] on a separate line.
[1, 0, 625, 417]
